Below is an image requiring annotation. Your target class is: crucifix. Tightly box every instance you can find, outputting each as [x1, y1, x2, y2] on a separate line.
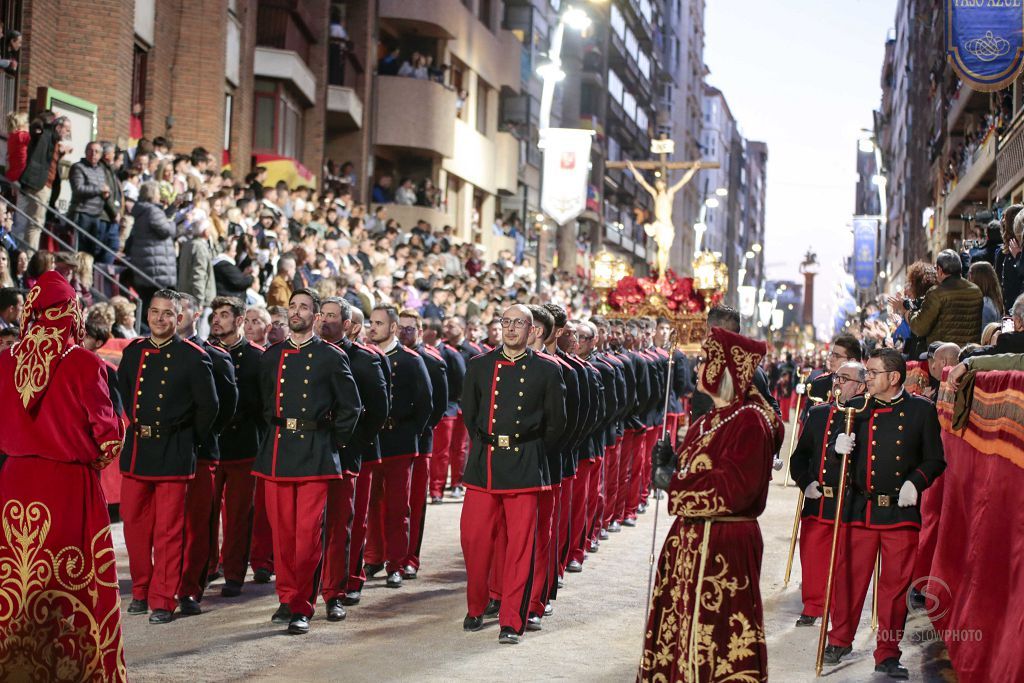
[606, 136, 719, 278]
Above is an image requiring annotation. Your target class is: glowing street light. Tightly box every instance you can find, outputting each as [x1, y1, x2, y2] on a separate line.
[715, 187, 729, 197]
[705, 197, 720, 209]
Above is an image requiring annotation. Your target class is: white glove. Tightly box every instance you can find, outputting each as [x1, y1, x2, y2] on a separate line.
[772, 456, 784, 471]
[834, 433, 856, 455]
[795, 383, 806, 395]
[804, 481, 823, 500]
[898, 480, 918, 507]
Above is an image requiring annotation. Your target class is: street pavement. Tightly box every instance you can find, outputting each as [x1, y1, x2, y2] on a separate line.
[117, 425, 957, 681]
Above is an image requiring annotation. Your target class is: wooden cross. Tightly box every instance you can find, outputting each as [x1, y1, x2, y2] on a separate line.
[605, 137, 720, 178]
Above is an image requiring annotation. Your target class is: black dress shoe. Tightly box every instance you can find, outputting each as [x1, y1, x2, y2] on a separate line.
[271, 603, 292, 625]
[386, 571, 403, 588]
[148, 609, 174, 624]
[206, 568, 223, 585]
[622, 517, 637, 527]
[909, 588, 926, 610]
[288, 615, 310, 635]
[566, 560, 583, 573]
[556, 576, 564, 588]
[431, 496, 444, 505]
[127, 599, 148, 615]
[608, 521, 622, 532]
[463, 614, 485, 631]
[599, 528, 610, 540]
[252, 568, 273, 584]
[875, 657, 909, 679]
[526, 614, 542, 631]
[483, 598, 501, 618]
[221, 580, 243, 598]
[326, 598, 347, 622]
[178, 596, 202, 616]
[823, 644, 852, 665]
[365, 562, 386, 578]
[498, 626, 520, 644]
[341, 591, 361, 606]
[543, 602, 553, 617]
[403, 565, 418, 580]
[795, 614, 817, 627]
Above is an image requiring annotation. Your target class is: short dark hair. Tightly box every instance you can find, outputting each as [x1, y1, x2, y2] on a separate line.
[372, 304, 399, 325]
[706, 305, 741, 333]
[869, 347, 906, 384]
[290, 288, 321, 313]
[527, 304, 554, 340]
[832, 334, 863, 361]
[84, 318, 111, 344]
[0, 287, 23, 311]
[322, 296, 352, 321]
[211, 296, 245, 318]
[267, 305, 287, 317]
[151, 289, 182, 312]
[936, 249, 962, 278]
[590, 315, 608, 329]
[0, 327, 18, 339]
[655, 316, 671, 327]
[543, 303, 568, 328]
[424, 316, 443, 335]
[178, 292, 200, 313]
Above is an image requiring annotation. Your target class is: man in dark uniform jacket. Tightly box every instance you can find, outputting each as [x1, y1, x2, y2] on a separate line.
[655, 316, 693, 446]
[318, 296, 388, 618]
[609, 319, 651, 529]
[789, 361, 867, 627]
[825, 349, 946, 679]
[207, 296, 266, 599]
[629, 319, 664, 522]
[362, 304, 432, 588]
[118, 289, 218, 624]
[591, 317, 632, 538]
[424, 316, 466, 503]
[176, 294, 238, 615]
[253, 288, 362, 635]
[399, 309, 447, 579]
[797, 333, 863, 422]
[461, 304, 566, 644]
[444, 315, 484, 498]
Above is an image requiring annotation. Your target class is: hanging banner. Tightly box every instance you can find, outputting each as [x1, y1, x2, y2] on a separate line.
[945, 1, 1024, 92]
[540, 128, 595, 226]
[852, 216, 879, 290]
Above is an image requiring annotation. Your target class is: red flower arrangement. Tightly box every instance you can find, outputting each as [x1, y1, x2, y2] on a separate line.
[605, 269, 722, 314]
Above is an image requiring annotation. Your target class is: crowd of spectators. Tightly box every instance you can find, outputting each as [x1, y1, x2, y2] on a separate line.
[0, 115, 590, 348]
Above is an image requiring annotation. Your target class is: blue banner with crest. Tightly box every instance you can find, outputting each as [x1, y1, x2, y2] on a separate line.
[946, 1, 1024, 92]
[852, 217, 878, 290]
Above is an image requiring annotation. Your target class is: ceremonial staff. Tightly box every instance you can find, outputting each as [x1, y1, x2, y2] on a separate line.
[782, 368, 811, 487]
[643, 330, 676, 647]
[815, 390, 871, 676]
[783, 374, 825, 587]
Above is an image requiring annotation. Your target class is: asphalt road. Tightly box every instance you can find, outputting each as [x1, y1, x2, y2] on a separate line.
[117, 425, 956, 681]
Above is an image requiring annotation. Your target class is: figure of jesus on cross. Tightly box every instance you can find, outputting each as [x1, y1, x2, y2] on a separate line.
[607, 137, 718, 278]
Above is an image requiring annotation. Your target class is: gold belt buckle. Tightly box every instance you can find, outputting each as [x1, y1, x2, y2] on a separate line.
[286, 418, 297, 431]
[497, 435, 510, 448]
[140, 425, 152, 438]
[822, 486, 834, 498]
[877, 494, 890, 507]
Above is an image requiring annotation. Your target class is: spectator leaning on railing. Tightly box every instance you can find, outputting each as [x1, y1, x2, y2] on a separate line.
[890, 249, 983, 347]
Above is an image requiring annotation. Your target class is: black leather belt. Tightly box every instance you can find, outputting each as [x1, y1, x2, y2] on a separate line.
[272, 416, 332, 431]
[868, 492, 897, 507]
[480, 430, 542, 448]
[134, 420, 188, 439]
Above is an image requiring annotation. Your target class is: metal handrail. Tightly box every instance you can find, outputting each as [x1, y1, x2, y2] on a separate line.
[14, 191, 163, 292]
[1, 194, 144, 329]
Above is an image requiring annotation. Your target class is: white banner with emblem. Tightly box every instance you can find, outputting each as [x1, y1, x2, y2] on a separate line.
[539, 128, 595, 226]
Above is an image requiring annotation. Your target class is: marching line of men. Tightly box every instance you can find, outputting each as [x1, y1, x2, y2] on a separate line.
[789, 338, 945, 680]
[113, 287, 690, 639]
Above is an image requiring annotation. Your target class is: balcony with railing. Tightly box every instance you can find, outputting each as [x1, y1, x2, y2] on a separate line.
[374, 76, 457, 158]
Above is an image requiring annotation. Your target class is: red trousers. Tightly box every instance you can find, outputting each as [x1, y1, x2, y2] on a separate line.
[556, 477, 574, 575]
[428, 416, 456, 498]
[121, 476, 188, 612]
[913, 477, 944, 583]
[570, 459, 597, 565]
[461, 488, 538, 633]
[347, 466, 374, 592]
[828, 526, 919, 664]
[586, 454, 604, 546]
[798, 517, 833, 617]
[263, 479, 329, 617]
[488, 514, 507, 602]
[529, 486, 558, 614]
[180, 461, 217, 599]
[602, 439, 622, 528]
[250, 477, 274, 573]
[625, 427, 656, 520]
[405, 454, 431, 571]
[448, 415, 469, 489]
[665, 414, 681, 447]
[616, 430, 642, 522]
[321, 475, 357, 601]
[364, 457, 414, 575]
[210, 459, 257, 584]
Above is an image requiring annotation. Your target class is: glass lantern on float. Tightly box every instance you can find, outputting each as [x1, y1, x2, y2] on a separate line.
[692, 250, 728, 306]
[592, 250, 628, 313]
